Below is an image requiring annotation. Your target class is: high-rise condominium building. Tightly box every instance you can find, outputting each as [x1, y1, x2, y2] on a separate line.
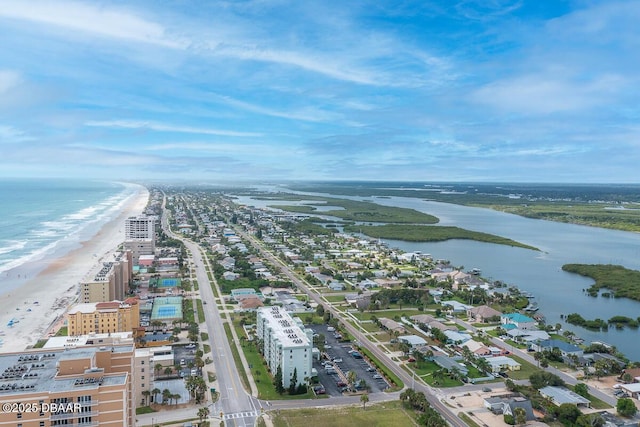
[256, 306, 312, 389]
[66, 299, 140, 336]
[124, 216, 155, 240]
[0, 345, 134, 426]
[79, 251, 132, 303]
[124, 216, 156, 264]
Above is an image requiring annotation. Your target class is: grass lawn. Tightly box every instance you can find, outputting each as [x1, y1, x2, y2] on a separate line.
[358, 309, 419, 321]
[271, 400, 417, 427]
[323, 295, 348, 303]
[359, 322, 381, 333]
[196, 299, 205, 322]
[55, 326, 68, 337]
[232, 321, 317, 400]
[504, 355, 540, 380]
[404, 362, 463, 388]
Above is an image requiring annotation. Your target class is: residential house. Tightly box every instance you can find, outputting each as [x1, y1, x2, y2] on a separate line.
[398, 335, 428, 349]
[379, 318, 406, 334]
[487, 356, 521, 373]
[501, 313, 537, 330]
[539, 386, 591, 408]
[432, 356, 469, 376]
[462, 340, 492, 357]
[467, 305, 502, 323]
[443, 329, 471, 344]
[530, 339, 583, 358]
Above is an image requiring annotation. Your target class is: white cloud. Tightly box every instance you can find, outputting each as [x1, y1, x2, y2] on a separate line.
[0, 0, 186, 48]
[214, 94, 340, 122]
[85, 120, 262, 137]
[471, 73, 626, 115]
[0, 70, 21, 93]
[0, 125, 32, 142]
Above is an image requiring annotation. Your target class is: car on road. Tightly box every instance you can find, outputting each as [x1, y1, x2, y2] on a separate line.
[333, 358, 343, 363]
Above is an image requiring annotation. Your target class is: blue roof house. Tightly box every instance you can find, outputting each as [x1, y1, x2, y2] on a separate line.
[501, 313, 537, 330]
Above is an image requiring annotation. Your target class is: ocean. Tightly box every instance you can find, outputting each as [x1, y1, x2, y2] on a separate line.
[0, 179, 140, 293]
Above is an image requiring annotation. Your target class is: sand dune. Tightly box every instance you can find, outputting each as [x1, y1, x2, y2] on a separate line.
[0, 185, 149, 353]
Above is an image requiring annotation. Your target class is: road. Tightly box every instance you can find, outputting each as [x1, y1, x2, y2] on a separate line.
[141, 196, 262, 427]
[452, 318, 618, 407]
[238, 228, 468, 427]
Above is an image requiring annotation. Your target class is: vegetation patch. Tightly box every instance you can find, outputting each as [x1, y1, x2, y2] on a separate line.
[562, 264, 640, 301]
[271, 401, 417, 427]
[269, 196, 439, 224]
[344, 224, 538, 250]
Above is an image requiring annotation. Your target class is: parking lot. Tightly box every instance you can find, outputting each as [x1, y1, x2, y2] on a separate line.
[173, 344, 199, 377]
[309, 324, 389, 396]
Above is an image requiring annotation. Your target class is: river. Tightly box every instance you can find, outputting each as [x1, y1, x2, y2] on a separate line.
[234, 193, 640, 361]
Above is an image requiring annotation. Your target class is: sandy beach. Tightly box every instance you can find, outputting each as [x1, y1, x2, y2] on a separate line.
[0, 184, 150, 353]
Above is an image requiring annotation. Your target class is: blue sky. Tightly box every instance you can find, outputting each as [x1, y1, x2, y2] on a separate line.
[1, 0, 639, 182]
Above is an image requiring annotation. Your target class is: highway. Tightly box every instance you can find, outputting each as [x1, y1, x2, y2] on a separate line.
[157, 196, 261, 427]
[237, 227, 469, 427]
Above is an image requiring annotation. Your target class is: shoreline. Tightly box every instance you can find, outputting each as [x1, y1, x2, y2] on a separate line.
[0, 184, 149, 353]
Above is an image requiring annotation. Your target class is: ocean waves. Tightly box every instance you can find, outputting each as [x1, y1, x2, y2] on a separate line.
[0, 180, 138, 276]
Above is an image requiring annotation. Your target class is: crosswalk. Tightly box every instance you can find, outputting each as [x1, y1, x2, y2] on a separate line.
[222, 410, 259, 420]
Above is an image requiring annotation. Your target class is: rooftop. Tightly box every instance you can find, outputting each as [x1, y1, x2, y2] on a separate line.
[0, 346, 132, 396]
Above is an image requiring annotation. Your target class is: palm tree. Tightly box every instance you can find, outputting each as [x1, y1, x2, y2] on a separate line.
[154, 363, 163, 376]
[151, 387, 161, 404]
[171, 393, 181, 405]
[347, 370, 357, 391]
[360, 392, 369, 410]
[514, 407, 527, 426]
[162, 388, 171, 405]
[198, 407, 210, 423]
[142, 390, 151, 406]
[475, 356, 491, 375]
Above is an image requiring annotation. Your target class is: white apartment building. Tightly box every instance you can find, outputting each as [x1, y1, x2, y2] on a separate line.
[124, 216, 156, 263]
[125, 215, 155, 240]
[256, 306, 312, 388]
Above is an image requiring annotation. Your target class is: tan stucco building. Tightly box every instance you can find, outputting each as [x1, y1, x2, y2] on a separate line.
[67, 299, 140, 336]
[80, 251, 132, 303]
[0, 345, 134, 426]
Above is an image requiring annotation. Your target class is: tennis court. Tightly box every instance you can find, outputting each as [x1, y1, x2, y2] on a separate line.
[151, 296, 183, 320]
[160, 278, 180, 287]
[149, 277, 181, 288]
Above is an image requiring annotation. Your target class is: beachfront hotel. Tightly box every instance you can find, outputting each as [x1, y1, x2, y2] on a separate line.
[80, 250, 132, 303]
[123, 215, 156, 264]
[0, 345, 134, 426]
[256, 306, 313, 388]
[66, 299, 140, 336]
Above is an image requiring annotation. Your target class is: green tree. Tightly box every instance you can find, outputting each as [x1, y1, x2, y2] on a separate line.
[360, 392, 369, 410]
[151, 387, 161, 404]
[274, 365, 284, 394]
[289, 368, 298, 395]
[514, 407, 527, 426]
[141, 390, 151, 406]
[162, 388, 171, 404]
[529, 371, 564, 389]
[198, 406, 210, 423]
[617, 398, 637, 417]
[574, 383, 589, 398]
[576, 413, 605, 427]
[557, 403, 581, 426]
